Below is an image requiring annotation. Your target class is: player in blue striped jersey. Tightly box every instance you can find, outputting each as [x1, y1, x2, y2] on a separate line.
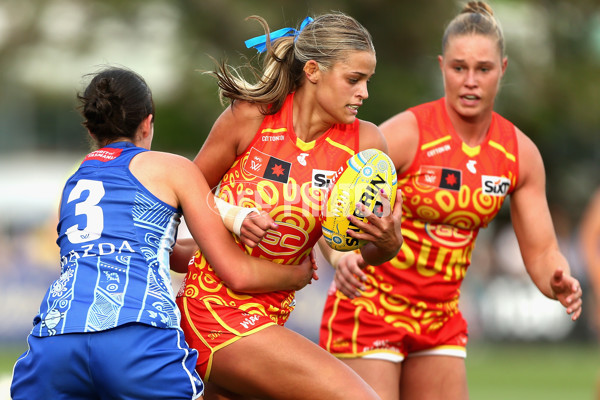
[11, 67, 315, 400]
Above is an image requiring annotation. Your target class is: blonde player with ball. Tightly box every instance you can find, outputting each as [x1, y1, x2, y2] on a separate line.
[318, 2, 583, 399]
[176, 12, 403, 400]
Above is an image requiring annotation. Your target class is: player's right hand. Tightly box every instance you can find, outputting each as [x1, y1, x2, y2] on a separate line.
[240, 211, 278, 248]
[334, 252, 367, 299]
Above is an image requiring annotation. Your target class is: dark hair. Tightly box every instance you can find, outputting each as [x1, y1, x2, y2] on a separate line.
[212, 12, 375, 115]
[77, 67, 154, 146]
[442, 1, 505, 58]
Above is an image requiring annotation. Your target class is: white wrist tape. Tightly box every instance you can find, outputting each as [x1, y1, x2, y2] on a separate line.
[233, 207, 259, 236]
[214, 197, 259, 236]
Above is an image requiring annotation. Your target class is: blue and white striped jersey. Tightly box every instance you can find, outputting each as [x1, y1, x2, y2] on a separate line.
[32, 141, 182, 336]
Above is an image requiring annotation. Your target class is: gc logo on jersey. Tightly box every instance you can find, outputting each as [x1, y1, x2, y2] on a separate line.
[481, 175, 511, 196]
[257, 222, 309, 256]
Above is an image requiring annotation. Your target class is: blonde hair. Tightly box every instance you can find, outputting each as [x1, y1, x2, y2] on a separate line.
[211, 12, 375, 115]
[442, 1, 505, 58]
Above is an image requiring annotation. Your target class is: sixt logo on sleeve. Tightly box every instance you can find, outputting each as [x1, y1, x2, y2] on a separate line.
[481, 175, 511, 196]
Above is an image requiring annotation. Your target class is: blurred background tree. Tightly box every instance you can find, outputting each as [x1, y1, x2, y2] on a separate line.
[1, 4, 599, 395]
[0, 0, 598, 213]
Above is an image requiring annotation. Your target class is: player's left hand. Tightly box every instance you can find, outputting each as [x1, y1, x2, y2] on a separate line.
[346, 188, 403, 258]
[550, 268, 583, 321]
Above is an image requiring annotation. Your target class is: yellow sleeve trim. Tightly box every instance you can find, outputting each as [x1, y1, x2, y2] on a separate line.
[325, 137, 355, 156]
[261, 127, 287, 134]
[421, 135, 452, 150]
[489, 140, 517, 162]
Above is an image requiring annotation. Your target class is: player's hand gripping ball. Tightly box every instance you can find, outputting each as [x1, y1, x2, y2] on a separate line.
[320, 149, 398, 251]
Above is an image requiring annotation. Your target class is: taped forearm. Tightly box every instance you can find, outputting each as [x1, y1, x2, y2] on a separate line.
[214, 197, 259, 236]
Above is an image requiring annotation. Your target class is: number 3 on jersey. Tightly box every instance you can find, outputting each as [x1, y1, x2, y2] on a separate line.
[65, 179, 105, 243]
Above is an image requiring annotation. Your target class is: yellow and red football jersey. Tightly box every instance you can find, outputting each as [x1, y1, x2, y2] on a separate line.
[386, 97, 518, 304]
[179, 93, 360, 325]
[320, 98, 519, 358]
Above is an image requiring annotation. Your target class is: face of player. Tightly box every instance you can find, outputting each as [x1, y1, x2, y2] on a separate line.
[438, 34, 507, 121]
[316, 50, 376, 125]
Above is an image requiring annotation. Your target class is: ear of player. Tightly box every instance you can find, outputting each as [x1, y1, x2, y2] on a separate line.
[320, 149, 398, 251]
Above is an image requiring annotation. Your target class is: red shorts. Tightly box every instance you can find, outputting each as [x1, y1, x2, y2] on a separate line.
[177, 296, 276, 380]
[319, 283, 468, 362]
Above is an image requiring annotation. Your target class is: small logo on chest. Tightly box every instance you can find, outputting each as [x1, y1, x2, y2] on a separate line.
[466, 160, 477, 174]
[417, 166, 462, 191]
[482, 175, 511, 196]
[244, 147, 291, 183]
[297, 153, 309, 166]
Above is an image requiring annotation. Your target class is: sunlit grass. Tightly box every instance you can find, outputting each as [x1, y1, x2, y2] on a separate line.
[467, 341, 598, 400]
[1, 341, 598, 400]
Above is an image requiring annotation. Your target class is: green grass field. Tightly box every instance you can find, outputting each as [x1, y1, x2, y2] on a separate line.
[1, 341, 597, 399]
[466, 341, 598, 400]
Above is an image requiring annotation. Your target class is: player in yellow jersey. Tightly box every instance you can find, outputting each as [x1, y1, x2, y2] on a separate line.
[176, 13, 403, 400]
[318, 2, 583, 399]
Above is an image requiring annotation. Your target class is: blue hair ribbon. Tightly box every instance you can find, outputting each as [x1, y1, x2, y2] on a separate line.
[245, 16, 314, 53]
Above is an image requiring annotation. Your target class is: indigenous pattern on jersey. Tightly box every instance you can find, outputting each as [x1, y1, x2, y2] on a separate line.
[32, 142, 182, 337]
[179, 93, 360, 326]
[321, 98, 519, 356]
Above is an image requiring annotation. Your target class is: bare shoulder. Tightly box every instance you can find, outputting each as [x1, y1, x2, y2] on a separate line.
[515, 127, 542, 158]
[148, 150, 193, 165]
[204, 100, 265, 154]
[379, 110, 419, 173]
[135, 151, 199, 179]
[358, 119, 388, 153]
[216, 100, 265, 133]
[129, 151, 201, 207]
[380, 109, 418, 131]
[229, 100, 265, 120]
[514, 126, 545, 190]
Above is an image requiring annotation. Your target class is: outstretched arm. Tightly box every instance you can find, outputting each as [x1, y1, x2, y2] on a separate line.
[182, 158, 315, 292]
[146, 152, 316, 293]
[510, 130, 582, 320]
[580, 189, 600, 310]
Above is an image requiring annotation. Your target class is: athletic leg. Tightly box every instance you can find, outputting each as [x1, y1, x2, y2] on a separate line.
[208, 325, 379, 400]
[400, 355, 468, 400]
[203, 381, 253, 400]
[342, 358, 401, 400]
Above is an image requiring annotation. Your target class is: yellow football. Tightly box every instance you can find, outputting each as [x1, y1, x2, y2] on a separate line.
[320, 149, 397, 251]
